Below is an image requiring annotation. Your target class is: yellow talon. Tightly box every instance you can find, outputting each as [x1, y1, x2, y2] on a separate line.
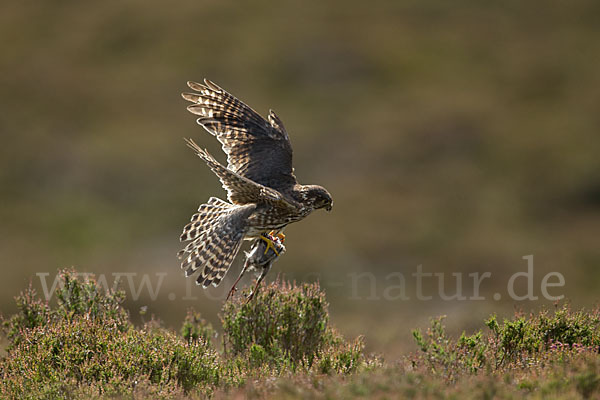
[259, 235, 280, 256]
[267, 230, 286, 243]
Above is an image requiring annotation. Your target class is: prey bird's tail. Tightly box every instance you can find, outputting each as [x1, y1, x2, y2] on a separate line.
[178, 197, 256, 287]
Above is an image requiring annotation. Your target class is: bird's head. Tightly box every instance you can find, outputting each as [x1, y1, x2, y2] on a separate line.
[301, 185, 333, 212]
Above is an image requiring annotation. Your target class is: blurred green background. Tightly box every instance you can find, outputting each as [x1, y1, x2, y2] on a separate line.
[1, 0, 599, 357]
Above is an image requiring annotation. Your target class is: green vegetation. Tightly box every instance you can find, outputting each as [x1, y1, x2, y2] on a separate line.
[221, 280, 363, 374]
[2, 1, 599, 397]
[411, 307, 600, 389]
[0, 270, 366, 398]
[1, 270, 599, 398]
[2, 1, 600, 351]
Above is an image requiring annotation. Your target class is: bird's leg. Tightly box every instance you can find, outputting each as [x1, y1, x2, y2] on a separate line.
[227, 260, 249, 301]
[259, 233, 280, 256]
[245, 266, 271, 303]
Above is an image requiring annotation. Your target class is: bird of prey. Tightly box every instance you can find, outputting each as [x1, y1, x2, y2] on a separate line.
[178, 79, 333, 291]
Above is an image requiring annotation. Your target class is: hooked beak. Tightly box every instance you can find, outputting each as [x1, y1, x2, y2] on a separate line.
[325, 203, 333, 212]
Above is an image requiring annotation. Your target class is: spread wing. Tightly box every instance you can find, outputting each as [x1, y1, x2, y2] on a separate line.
[184, 138, 299, 213]
[182, 79, 297, 192]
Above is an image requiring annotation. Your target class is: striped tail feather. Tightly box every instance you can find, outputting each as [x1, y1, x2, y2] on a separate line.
[179, 198, 256, 287]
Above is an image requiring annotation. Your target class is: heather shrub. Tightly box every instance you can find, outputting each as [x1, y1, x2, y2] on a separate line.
[1, 268, 599, 399]
[412, 316, 487, 379]
[1, 284, 51, 346]
[2, 269, 128, 347]
[0, 270, 220, 398]
[221, 279, 364, 373]
[0, 316, 220, 398]
[484, 305, 600, 370]
[181, 308, 217, 347]
[0, 271, 367, 398]
[412, 304, 600, 381]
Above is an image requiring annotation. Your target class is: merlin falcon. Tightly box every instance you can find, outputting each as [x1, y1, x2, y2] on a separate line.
[178, 79, 333, 290]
